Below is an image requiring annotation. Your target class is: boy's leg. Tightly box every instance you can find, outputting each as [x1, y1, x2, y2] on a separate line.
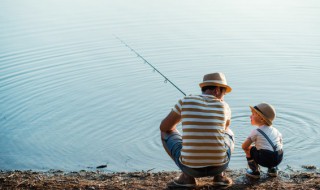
[267, 150, 283, 177]
[267, 167, 279, 177]
[246, 146, 261, 178]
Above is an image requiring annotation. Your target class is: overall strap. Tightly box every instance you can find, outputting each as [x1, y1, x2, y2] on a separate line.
[257, 129, 277, 151]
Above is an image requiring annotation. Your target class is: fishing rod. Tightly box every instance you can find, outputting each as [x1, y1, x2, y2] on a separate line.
[114, 35, 186, 96]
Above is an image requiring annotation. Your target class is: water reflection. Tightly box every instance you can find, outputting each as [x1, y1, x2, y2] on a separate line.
[0, 0, 320, 172]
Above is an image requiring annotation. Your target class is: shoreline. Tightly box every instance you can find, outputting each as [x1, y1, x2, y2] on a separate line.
[1, 167, 319, 189]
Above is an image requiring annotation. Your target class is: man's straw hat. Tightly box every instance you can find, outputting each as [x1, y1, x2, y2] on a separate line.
[250, 103, 276, 126]
[199, 72, 232, 93]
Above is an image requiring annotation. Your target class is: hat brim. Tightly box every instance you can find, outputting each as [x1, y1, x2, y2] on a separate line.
[199, 82, 232, 93]
[249, 106, 272, 125]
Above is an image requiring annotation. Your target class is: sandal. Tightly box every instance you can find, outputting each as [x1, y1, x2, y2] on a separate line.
[213, 174, 233, 187]
[170, 173, 197, 187]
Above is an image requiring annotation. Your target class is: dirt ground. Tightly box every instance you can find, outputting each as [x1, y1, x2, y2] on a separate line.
[0, 168, 319, 190]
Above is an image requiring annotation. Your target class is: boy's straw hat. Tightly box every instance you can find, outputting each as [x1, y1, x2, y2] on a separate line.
[250, 103, 276, 126]
[199, 72, 232, 93]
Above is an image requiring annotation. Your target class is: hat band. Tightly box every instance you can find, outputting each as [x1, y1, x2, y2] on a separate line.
[202, 80, 226, 84]
[254, 106, 263, 114]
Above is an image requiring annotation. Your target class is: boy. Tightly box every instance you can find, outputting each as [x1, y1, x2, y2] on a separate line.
[242, 103, 283, 178]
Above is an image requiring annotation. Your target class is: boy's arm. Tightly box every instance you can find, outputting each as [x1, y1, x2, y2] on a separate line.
[160, 110, 181, 132]
[242, 138, 253, 150]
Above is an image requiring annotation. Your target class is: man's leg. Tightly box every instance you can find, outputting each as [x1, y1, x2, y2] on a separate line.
[225, 128, 235, 153]
[212, 130, 234, 186]
[161, 131, 175, 160]
[161, 129, 182, 160]
[160, 130, 196, 186]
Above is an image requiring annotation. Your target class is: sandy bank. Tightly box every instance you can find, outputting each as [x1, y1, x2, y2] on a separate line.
[0, 167, 319, 189]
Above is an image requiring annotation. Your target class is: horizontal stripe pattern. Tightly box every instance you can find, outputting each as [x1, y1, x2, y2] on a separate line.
[181, 160, 226, 166]
[183, 125, 224, 130]
[182, 142, 225, 146]
[183, 139, 225, 143]
[174, 94, 230, 167]
[182, 121, 225, 126]
[182, 108, 224, 114]
[183, 135, 225, 140]
[182, 128, 221, 133]
[182, 115, 225, 120]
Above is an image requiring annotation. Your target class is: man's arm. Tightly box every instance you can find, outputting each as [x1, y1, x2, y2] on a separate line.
[160, 110, 181, 132]
[226, 119, 230, 129]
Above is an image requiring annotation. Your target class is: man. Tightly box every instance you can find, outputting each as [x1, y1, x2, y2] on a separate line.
[160, 72, 234, 187]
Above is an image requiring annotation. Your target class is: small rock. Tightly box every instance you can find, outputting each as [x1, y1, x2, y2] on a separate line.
[302, 165, 317, 170]
[96, 165, 107, 169]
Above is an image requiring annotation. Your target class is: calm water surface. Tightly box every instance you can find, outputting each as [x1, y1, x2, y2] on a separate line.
[1, 0, 320, 172]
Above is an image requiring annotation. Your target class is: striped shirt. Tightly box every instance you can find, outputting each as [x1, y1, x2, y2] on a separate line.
[172, 94, 231, 168]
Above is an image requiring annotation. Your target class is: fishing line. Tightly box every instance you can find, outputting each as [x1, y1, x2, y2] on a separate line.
[114, 35, 186, 96]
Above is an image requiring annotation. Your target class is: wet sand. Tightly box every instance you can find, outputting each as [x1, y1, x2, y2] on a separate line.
[0, 168, 319, 189]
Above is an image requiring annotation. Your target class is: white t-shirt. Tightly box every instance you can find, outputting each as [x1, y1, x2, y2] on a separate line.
[248, 125, 283, 151]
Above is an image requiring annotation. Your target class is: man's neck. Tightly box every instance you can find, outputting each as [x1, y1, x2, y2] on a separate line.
[201, 92, 222, 101]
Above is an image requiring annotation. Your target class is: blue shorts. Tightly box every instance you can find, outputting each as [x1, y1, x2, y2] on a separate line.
[162, 130, 233, 177]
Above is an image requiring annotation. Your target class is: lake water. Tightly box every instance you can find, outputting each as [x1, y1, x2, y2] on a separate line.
[1, 0, 320, 172]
